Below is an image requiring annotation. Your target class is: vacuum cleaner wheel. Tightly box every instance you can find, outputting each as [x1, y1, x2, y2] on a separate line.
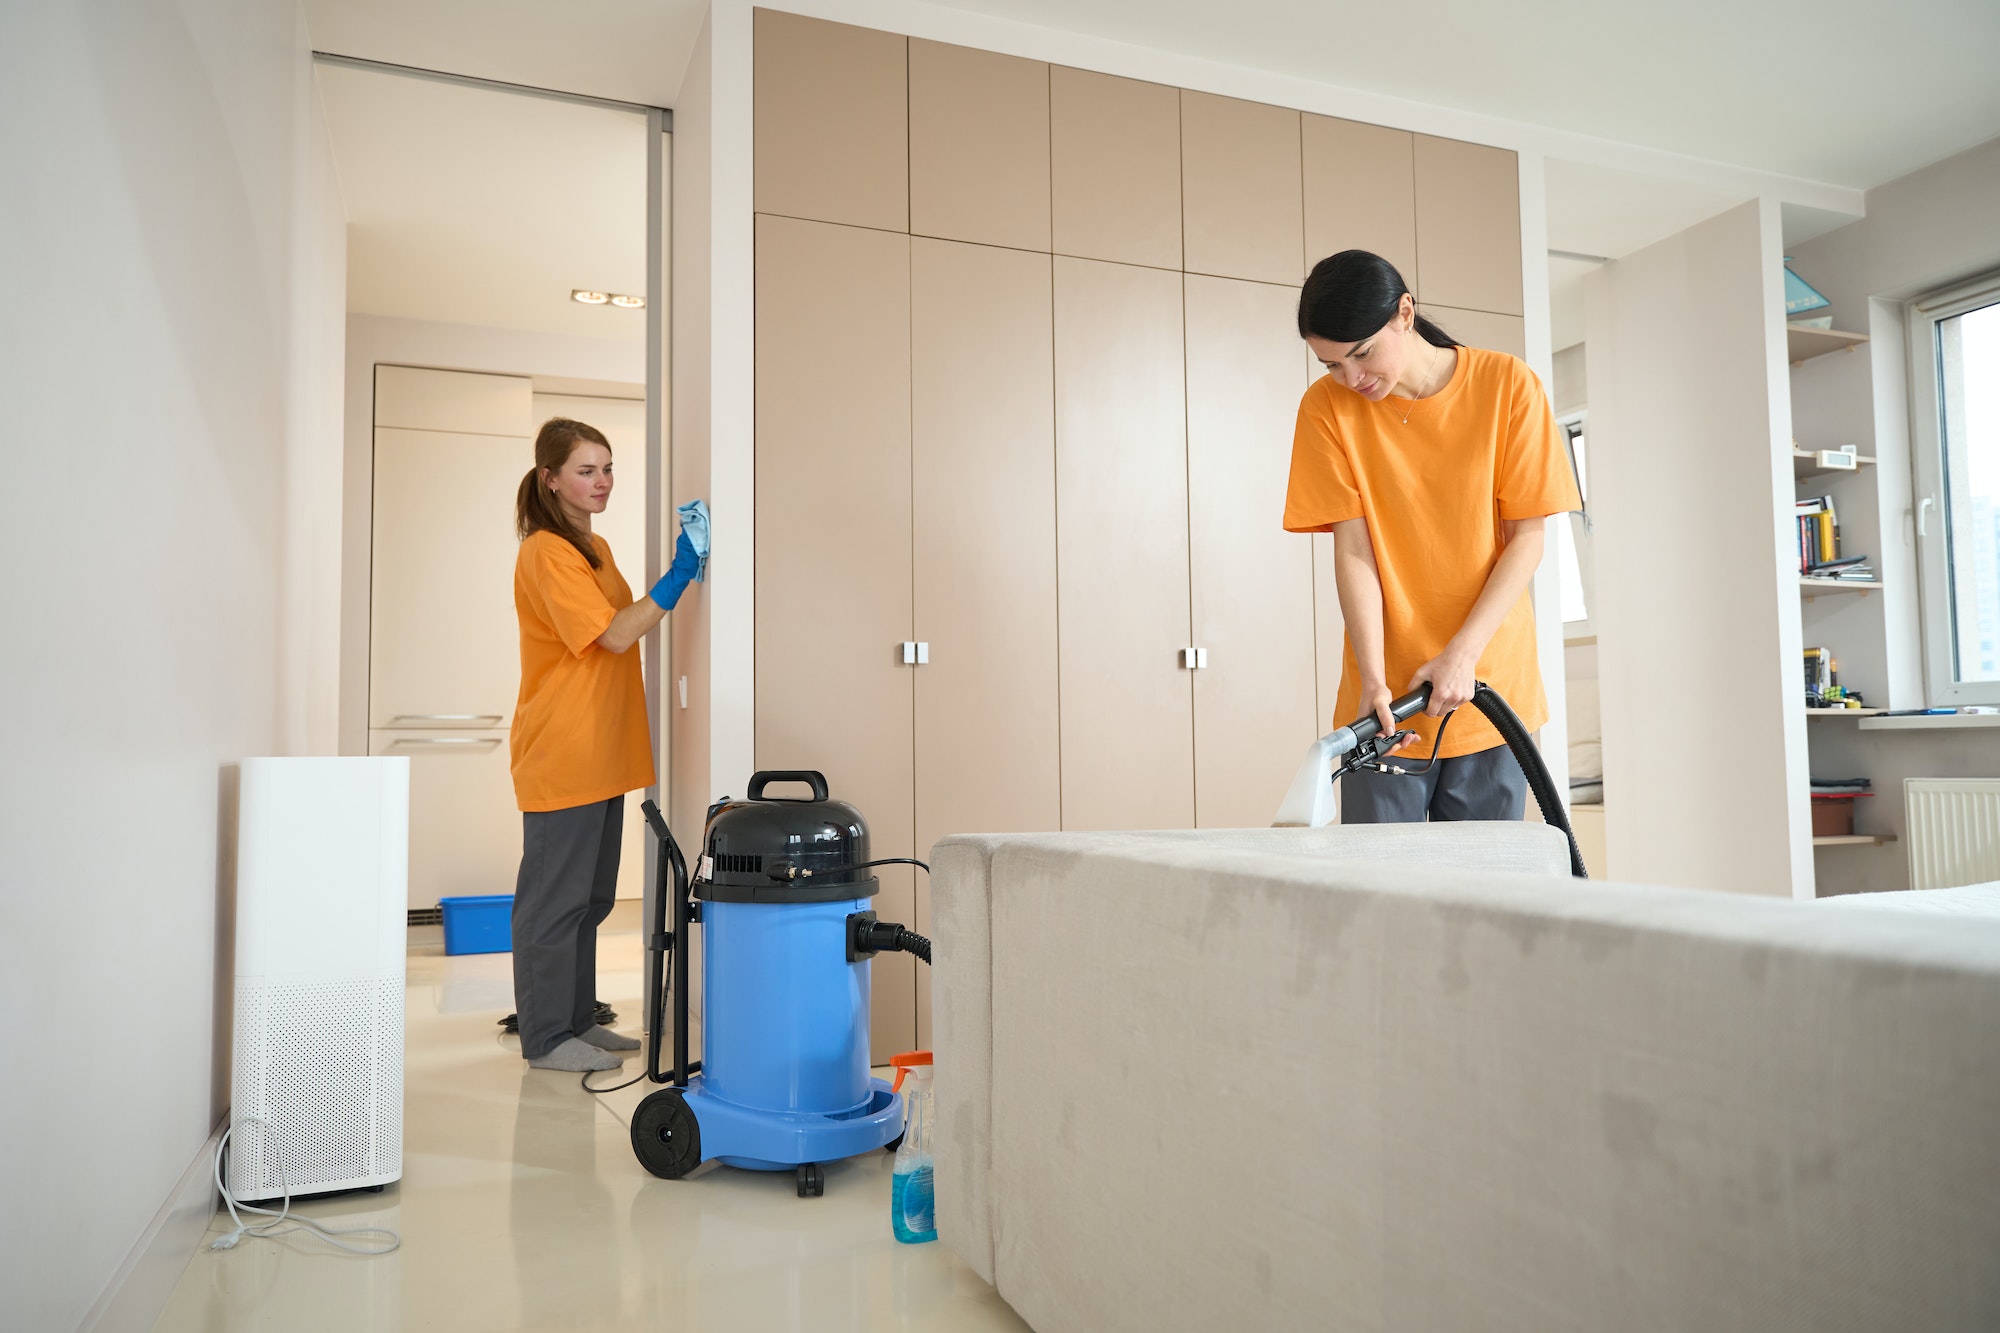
[796, 1162, 824, 1198]
[631, 1089, 702, 1180]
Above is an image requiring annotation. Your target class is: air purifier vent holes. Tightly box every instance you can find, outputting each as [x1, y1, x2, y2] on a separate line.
[715, 853, 764, 874]
[232, 977, 404, 1196]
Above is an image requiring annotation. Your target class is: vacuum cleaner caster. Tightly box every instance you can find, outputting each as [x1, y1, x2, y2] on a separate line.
[796, 1162, 824, 1198]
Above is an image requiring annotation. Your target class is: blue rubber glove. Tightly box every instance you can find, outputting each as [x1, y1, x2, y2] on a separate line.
[647, 531, 702, 610]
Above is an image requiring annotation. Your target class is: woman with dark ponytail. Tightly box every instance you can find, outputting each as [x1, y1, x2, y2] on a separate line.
[1284, 250, 1579, 823]
[508, 417, 704, 1072]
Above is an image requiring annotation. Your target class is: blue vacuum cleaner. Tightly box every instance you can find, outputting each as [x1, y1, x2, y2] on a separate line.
[631, 772, 932, 1197]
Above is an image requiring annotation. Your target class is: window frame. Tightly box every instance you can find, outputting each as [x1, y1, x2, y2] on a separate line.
[1908, 269, 2000, 706]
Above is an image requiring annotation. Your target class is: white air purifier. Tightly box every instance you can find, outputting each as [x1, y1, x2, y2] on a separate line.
[232, 757, 410, 1200]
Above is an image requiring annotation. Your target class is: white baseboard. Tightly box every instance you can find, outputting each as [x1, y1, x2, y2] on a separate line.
[77, 1117, 223, 1333]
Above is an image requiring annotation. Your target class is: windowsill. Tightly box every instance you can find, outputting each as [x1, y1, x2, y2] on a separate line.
[1857, 713, 2000, 731]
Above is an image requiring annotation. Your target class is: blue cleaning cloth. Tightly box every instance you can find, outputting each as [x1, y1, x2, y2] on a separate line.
[677, 499, 710, 583]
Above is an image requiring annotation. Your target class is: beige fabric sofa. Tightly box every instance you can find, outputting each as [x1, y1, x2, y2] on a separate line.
[930, 825, 2000, 1333]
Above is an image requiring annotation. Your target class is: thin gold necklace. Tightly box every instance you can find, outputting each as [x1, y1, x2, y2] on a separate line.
[1392, 344, 1445, 425]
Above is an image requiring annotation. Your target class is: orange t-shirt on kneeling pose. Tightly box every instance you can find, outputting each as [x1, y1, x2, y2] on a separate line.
[511, 530, 656, 812]
[1283, 344, 1581, 759]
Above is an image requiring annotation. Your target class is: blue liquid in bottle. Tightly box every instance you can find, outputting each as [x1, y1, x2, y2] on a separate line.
[891, 1164, 936, 1244]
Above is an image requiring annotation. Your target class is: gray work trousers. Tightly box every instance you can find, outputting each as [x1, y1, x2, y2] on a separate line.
[513, 795, 623, 1060]
[1339, 742, 1527, 823]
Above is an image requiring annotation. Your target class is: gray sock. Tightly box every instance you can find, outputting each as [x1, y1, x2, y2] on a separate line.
[527, 1036, 621, 1072]
[577, 1024, 640, 1052]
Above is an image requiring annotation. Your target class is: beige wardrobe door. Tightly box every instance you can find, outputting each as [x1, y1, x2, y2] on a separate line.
[1414, 135, 1523, 316]
[1302, 115, 1417, 285]
[1418, 304, 1527, 360]
[911, 238, 1060, 1046]
[754, 214, 917, 1060]
[754, 10, 908, 232]
[1050, 67, 1182, 270]
[909, 41, 1050, 252]
[1053, 256, 1194, 830]
[1180, 91, 1303, 286]
[1185, 275, 1319, 828]
[370, 425, 528, 729]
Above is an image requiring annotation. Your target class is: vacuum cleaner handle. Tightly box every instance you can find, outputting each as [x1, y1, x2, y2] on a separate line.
[641, 799, 671, 841]
[748, 770, 830, 803]
[1326, 683, 1433, 755]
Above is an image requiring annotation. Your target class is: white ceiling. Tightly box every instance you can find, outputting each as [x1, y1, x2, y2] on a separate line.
[307, 0, 1998, 349]
[919, 0, 2000, 192]
[304, 0, 706, 110]
[304, 0, 2000, 194]
[319, 62, 651, 340]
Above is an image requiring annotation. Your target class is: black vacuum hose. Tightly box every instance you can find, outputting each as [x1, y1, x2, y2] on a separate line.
[894, 928, 931, 965]
[1469, 681, 1588, 879]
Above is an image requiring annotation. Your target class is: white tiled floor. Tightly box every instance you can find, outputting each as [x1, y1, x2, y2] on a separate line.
[154, 906, 1027, 1332]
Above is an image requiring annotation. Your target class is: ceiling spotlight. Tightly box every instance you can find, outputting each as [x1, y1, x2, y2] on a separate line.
[572, 289, 611, 305]
[609, 293, 646, 309]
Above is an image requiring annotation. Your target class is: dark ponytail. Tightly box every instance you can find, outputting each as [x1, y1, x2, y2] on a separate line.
[1297, 250, 1458, 348]
[516, 417, 611, 569]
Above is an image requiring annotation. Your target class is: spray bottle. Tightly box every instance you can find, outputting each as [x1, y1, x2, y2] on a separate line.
[888, 1050, 936, 1243]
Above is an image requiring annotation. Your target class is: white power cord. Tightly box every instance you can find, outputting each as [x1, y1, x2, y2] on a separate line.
[210, 1120, 402, 1255]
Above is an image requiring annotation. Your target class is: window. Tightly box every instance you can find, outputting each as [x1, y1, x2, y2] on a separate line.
[1911, 274, 2000, 703]
[1555, 416, 1593, 629]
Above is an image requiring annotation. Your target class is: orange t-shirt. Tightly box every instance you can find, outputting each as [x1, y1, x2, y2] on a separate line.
[1283, 345, 1581, 759]
[510, 530, 656, 812]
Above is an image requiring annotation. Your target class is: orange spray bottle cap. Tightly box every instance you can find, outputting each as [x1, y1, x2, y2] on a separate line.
[889, 1050, 932, 1092]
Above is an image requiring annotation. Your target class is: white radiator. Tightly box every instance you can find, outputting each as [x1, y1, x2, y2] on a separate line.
[1905, 778, 2000, 890]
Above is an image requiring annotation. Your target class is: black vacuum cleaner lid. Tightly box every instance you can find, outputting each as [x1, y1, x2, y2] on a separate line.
[697, 770, 881, 904]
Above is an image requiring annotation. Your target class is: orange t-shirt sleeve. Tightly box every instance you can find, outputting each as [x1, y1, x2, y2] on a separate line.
[1283, 390, 1364, 532]
[522, 536, 618, 657]
[1495, 362, 1584, 521]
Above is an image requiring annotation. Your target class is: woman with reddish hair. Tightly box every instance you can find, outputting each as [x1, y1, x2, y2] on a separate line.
[509, 416, 702, 1072]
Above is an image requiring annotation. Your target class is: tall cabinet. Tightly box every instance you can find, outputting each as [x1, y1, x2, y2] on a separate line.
[751, 9, 1527, 1055]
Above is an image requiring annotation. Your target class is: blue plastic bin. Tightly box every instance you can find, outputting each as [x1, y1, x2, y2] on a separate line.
[440, 894, 514, 955]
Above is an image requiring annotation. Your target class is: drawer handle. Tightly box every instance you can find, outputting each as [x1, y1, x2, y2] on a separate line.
[390, 713, 503, 725]
[386, 737, 502, 752]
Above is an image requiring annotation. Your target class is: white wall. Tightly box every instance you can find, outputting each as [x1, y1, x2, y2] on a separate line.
[1586, 199, 1814, 897]
[1788, 137, 2000, 325]
[338, 314, 645, 755]
[669, 5, 758, 831]
[0, 2, 346, 1328]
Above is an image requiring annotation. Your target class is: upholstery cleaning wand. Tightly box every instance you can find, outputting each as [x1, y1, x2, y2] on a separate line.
[1275, 681, 1589, 879]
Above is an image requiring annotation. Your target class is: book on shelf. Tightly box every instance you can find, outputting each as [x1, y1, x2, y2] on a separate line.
[1794, 493, 1870, 576]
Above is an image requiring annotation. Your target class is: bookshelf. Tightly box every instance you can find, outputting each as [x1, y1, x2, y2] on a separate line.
[1791, 447, 1876, 480]
[1812, 833, 1897, 848]
[1787, 325, 1868, 365]
[1801, 577, 1882, 597]
[1805, 708, 1886, 718]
